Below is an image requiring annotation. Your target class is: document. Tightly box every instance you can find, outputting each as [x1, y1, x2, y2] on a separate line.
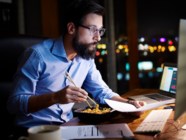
[61, 123, 134, 139]
[104, 99, 174, 112]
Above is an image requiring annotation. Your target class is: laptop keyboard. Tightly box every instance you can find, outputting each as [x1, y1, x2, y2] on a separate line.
[145, 93, 173, 101]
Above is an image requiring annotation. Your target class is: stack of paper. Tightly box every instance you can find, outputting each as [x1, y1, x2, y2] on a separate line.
[61, 123, 134, 139]
[104, 99, 174, 112]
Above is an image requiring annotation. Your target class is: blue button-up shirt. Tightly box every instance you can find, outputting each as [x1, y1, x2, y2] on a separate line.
[7, 38, 119, 128]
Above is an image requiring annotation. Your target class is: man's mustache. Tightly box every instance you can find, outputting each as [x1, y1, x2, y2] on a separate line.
[89, 42, 98, 46]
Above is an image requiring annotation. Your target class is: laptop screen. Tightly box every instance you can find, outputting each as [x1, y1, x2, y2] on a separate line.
[159, 63, 177, 94]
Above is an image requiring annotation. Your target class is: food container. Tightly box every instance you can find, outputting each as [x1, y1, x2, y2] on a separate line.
[73, 104, 117, 124]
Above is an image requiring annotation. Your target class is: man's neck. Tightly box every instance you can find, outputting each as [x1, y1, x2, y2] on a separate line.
[63, 36, 77, 60]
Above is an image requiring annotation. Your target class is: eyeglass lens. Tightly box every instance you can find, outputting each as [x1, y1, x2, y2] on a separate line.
[90, 26, 105, 36]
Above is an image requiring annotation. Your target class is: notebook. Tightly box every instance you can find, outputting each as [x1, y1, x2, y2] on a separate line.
[128, 63, 177, 104]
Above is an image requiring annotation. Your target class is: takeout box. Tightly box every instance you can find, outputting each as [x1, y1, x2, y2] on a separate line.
[73, 104, 117, 124]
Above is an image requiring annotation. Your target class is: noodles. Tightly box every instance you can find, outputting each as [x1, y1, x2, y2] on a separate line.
[81, 104, 111, 114]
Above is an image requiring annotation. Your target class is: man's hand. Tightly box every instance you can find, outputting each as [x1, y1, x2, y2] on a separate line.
[127, 100, 147, 116]
[128, 100, 146, 108]
[55, 85, 88, 104]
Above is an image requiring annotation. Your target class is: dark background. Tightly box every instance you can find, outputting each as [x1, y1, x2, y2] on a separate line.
[0, 0, 185, 93]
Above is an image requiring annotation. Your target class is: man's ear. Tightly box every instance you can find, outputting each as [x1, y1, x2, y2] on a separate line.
[67, 22, 75, 35]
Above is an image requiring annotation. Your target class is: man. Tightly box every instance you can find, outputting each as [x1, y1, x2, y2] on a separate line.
[7, 0, 145, 129]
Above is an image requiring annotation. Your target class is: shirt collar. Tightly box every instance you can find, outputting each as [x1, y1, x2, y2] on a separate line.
[51, 37, 82, 63]
[52, 38, 67, 58]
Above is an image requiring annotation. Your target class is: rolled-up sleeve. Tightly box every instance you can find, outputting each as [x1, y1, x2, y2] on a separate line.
[83, 59, 119, 104]
[7, 48, 42, 114]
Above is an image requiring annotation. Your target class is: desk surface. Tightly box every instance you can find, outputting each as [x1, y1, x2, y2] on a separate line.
[63, 89, 186, 140]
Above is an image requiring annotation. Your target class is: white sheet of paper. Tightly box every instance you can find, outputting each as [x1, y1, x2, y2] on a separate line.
[61, 123, 134, 139]
[104, 99, 175, 112]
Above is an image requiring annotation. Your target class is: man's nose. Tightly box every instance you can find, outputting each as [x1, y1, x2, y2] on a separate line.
[94, 31, 102, 41]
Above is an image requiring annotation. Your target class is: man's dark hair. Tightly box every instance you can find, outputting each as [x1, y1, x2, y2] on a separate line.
[61, 0, 104, 35]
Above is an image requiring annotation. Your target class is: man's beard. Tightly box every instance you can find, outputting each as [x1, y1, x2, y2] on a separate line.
[72, 36, 97, 59]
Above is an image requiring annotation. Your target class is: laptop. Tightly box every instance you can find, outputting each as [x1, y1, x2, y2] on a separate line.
[128, 63, 177, 104]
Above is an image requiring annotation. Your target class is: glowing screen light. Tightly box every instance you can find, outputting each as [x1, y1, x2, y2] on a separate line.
[125, 63, 130, 71]
[125, 61, 153, 71]
[138, 61, 153, 71]
[117, 73, 123, 80]
[125, 73, 130, 80]
[159, 37, 166, 42]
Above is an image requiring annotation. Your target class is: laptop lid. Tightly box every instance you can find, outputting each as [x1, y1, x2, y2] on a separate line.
[128, 63, 177, 103]
[159, 63, 177, 97]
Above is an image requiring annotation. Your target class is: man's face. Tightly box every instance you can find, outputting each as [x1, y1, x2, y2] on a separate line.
[73, 13, 104, 59]
[72, 34, 98, 59]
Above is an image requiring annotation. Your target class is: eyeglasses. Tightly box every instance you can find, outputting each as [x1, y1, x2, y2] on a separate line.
[79, 24, 106, 37]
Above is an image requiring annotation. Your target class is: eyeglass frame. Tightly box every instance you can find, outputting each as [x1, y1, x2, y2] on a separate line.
[78, 24, 106, 37]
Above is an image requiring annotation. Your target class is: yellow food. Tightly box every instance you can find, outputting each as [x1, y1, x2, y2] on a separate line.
[81, 104, 111, 114]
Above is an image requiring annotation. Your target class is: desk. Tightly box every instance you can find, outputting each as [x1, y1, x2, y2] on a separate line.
[63, 89, 186, 140]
